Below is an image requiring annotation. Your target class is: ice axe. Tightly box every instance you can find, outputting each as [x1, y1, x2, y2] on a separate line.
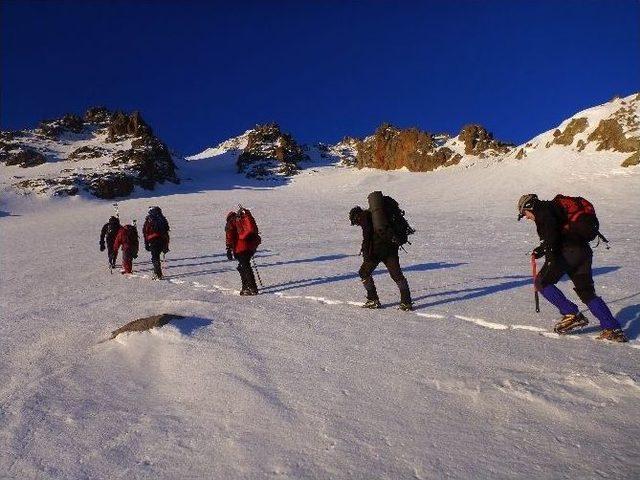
[251, 257, 264, 288]
[530, 253, 540, 313]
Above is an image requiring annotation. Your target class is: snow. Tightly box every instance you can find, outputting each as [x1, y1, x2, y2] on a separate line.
[1, 159, 639, 478]
[2, 115, 640, 477]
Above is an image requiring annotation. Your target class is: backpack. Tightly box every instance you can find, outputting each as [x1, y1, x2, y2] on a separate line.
[382, 195, 415, 246]
[146, 213, 169, 235]
[237, 210, 261, 245]
[552, 194, 600, 242]
[123, 225, 139, 253]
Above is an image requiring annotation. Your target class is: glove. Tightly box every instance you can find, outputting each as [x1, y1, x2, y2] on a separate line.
[532, 245, 545, 259]
[226, 248, 234, 261]
[145, 242, 150, 251]
[100, 243, 105, 252]
[133, 253, 138, 259]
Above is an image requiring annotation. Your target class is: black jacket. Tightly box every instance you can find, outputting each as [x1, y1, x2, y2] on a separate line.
[532, 200, 588, 256]
[100, 219, 120, 250]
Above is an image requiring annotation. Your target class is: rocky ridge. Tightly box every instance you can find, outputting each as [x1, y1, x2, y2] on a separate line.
[1, 107, 179, 198]
[509, 93, 640, 166]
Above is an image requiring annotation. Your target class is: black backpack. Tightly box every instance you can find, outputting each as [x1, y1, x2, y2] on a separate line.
[146, 213, 169, 235]
[382, 195, 415, 246]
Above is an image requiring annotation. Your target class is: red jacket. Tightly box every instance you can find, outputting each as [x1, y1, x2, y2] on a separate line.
[225, 210, 261, 255]
[113, 225, 139, 256]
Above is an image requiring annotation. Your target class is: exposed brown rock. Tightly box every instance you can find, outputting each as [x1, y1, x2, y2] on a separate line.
[109, 313, 185, 340]
[355, 124, 459, 172]
[514, 148, 527, 159]
[457, 124, 512, 155]
[550, 117, 588, 146]
[622, 151, 640, 167]
[587, 118, 639, 153]
[576, 140, 587, 151]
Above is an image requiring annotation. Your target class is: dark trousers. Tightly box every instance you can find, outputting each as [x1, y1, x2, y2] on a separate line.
[236, 252, 257, 291]
[359, 254, 411, 303]
[535, 244, 596, 304]
[107, 246, 117, 268]
[149, 239, 164, 278]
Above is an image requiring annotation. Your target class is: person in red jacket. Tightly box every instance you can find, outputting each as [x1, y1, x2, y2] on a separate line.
[225, 208, 261, 295]
[113, 223, 139, 274]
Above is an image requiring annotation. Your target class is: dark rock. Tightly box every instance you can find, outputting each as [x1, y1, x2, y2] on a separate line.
[109, 313, 185, 340]
[14, 177, 78, 196]
[38, 114, 84, 138]
[112, 136, 178, 189]
[84, 106, 112, 124]
[106, 111, 152, 142]
[85, 172, 135, 199]
[68, 145, 106, 161]
[237, 123, 305, 178]
[3, 148, 47, 167]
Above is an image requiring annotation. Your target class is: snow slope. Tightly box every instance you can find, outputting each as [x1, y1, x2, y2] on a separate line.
[1, 139, 639, 479]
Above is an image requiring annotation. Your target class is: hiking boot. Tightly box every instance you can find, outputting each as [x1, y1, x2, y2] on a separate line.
[553, 312, 588, 334]
[152, 273, 163, 281]
[398, 302, 413, 312]
[362, 299, 382, 309]
[239, 288, 258, 296]
[596, 328, 628, 343]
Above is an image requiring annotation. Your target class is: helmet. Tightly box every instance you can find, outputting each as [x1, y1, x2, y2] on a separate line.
[517, 194, 538, 221]
[349, 206, 363, 225]
[226, 211, 237, 221]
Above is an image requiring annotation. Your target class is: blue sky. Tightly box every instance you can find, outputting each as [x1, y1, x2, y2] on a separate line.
[1, 0, 638, 154]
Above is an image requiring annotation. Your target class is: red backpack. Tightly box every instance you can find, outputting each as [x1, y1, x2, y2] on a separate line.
[552, 194, 601, 242]
[236, 209, 261, 245]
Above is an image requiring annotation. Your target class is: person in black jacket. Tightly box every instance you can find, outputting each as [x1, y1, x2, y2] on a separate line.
[518, 194, 627, 342]
[349, 206, 412, 310]
[99, 216, 121, 269]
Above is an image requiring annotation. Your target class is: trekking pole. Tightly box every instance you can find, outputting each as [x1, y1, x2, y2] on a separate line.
[530, 253, 540, 313]
[251, 258, 264, 287]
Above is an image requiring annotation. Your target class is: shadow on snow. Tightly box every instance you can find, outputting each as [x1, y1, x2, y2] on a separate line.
[412, 266, 621, 310]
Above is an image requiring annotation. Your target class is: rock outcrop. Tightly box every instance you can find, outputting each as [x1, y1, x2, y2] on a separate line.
[236, 123, 306, 178]
[457, 124, 513, 156]
[587, 118, 639, 153]
[350, 123, 509, 172]
[2, 107, 179, 198]
[549, 117, 589, 147]
[621, 150, 640, 167]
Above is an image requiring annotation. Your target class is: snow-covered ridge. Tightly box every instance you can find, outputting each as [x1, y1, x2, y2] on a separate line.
[0, 108, 179, 198]
[509, 93, 639, 162]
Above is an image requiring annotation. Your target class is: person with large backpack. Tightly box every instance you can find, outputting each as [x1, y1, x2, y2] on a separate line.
[143, 206, 170, 280]
[517, 193, 627, 342]
[99, 216, 121, 270]
[225, 207, 261, 295]
[349, 191, 414, 311]
[113, 222, 139, 274]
